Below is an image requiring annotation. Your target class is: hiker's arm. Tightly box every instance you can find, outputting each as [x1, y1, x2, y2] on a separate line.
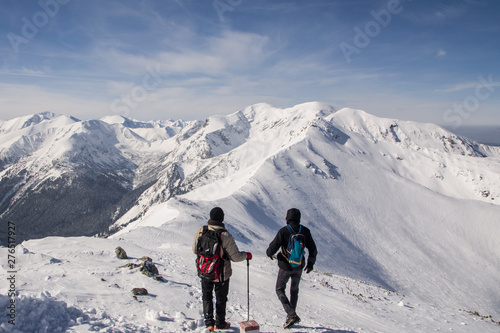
[192, 227, 202, 255]
[222, 233, 247, 262]
[266, 229, 283, 258]
[305, 231, 318, 267]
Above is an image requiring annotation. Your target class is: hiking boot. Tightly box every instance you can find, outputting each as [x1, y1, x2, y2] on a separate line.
[206, 326, 215, 332]
[215, 321, 231, 330]
[284, 313, 301, 329]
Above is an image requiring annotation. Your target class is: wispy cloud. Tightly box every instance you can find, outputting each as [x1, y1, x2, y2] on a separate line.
[91, 30, 270, 78]
[0, 68, 107, 82]
[402, 3, 466, 25]
[436, 79, 500, 93]
[436, 49, 447, 58]
[436, 82, 479, 93]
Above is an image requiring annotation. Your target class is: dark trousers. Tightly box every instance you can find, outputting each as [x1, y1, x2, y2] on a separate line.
[201, 278, 230, 327]
[276, 268, 302, 316]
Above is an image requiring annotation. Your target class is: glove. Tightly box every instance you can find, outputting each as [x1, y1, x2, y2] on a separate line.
[304, 263, 313, 274]
[246, 252, 253, 260]
[268, 254, 275, 260]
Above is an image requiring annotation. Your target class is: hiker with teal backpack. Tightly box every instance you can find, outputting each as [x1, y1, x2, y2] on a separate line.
[266, 208, 318, 329]
[193, 207, 253, 332]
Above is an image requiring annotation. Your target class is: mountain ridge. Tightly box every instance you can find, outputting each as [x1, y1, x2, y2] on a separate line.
[1, 102, 500, 329]
[1, 102, 499, 245]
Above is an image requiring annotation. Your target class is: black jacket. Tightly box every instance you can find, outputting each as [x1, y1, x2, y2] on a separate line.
[266, 218, 318, 271]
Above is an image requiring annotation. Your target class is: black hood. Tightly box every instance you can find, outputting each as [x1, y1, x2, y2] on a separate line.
[286, 208, 301, 223]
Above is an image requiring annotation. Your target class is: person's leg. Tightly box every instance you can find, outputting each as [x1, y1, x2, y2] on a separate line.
[275, 268, 295, 316]
[214, 279, 230, 327]
[289, 269, 303, 312]
[201, 279, 215, 327]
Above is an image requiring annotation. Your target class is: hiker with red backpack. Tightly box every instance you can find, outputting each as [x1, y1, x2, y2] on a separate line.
[266, 208, 318, 329]
[193, 207, 252, 332]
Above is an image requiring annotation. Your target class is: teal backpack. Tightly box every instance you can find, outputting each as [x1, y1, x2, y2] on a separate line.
[282, 225, 306, 267]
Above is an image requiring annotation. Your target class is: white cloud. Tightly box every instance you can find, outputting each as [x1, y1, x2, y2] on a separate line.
[436, 78, 500, 93]
[436, 49, 447, 58]
[436, 82, 478, 93]
[93, 30, 270, 78]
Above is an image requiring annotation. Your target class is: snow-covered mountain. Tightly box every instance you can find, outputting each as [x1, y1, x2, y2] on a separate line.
[1, 102, 499, 332]
[0, 112, 188, 241]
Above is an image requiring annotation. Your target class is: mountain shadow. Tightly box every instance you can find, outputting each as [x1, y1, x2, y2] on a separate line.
[0, 173, 152, 246]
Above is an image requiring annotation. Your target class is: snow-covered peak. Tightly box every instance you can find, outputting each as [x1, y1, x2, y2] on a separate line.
[0, 112, 79, 136]
[101, 115, 189, 144]
[242, 101, 335, 125]
[101, 115, 154, 129]
[289, 101, 336, 115]
[20, 111, 57, 127]
[1, 111, 56, 129]
[157, 102, 335, 174]
[331, 107, 497, 157]
[331, 107, 440, 143]
[0, 113, 81, 167]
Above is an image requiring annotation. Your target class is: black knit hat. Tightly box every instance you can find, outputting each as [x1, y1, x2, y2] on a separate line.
[210, 207, 225, 222]
[286, 208, 301, 222]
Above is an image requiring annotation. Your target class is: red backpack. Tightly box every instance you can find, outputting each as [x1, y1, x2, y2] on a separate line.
[195, 226, 225, 281]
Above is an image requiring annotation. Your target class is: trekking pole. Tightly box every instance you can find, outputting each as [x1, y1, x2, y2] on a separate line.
[246, 258, 250, 322]
[240, 258, 259, 332]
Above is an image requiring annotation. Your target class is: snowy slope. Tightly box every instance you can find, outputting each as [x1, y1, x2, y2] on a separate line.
[1, 102, 500, 332]
[1, 228, 499, 332]
[112, 102, 500, 223]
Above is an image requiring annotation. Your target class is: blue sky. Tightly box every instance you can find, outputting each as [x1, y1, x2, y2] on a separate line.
[1, 0, 499, 128]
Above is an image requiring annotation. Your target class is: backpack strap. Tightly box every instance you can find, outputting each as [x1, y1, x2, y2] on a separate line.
[216, 229, 225, 258]
[215, 228, 225, 282]
[286, 224, 301, 234]
[282, 225, 298, 258]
